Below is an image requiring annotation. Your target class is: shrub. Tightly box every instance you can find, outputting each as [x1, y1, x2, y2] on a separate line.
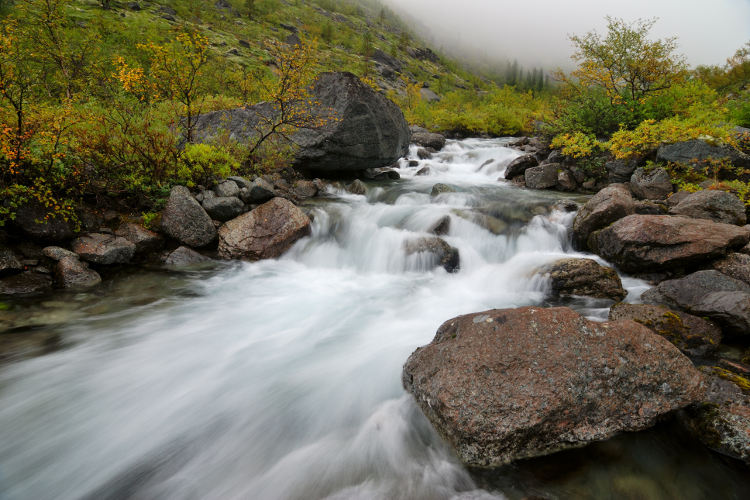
[175, 143, 239, 188]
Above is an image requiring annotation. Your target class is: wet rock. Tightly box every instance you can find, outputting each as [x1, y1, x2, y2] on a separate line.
[163, 246, 211, 267]
[240, 178, 276, 204]
[371, 169, 400, 181]
[524, 164, 558, 190]
[429, 215, 451, 236]
[538, 258, 626, 301]
[403, 237, 459, 273]
[417, 148, 432, 160]
[556, 168, 577, 191]
[605, 157, 640, 184]
[571, 184, 634, 250]
[712, 253, 750, 285]
[609, 303, 721, 357]
[415, 166, 430, 176]
[42, 246, 78, 262]
[411, 131, 446, 151]
[291, 180, 319, 199]
[0, 272, 53, 296]
[114, 223, 163, 255]
[630, 167, 673, 200]
[669, 189, 746, 226]
[503, 154, 538, 179]
[0, 248, 23, 276]
[590, 215, 749, 273]
[71, 233, 135, 265]
[402, 306, 705, 467]
[160, 186, 217, 248]
[218, 197, 311, 260]
[202, 196, 245, 222]
[214, 180, 240, 198]
[346, 179, 367, 195]
[408, 160, 419, 167]
[641, 270, 750, 336]
[431, 183, 455, 197]
[55, 256, 101, 290]
[14, 203, 74, 242]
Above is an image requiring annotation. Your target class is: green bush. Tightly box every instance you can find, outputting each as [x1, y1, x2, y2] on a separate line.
[175, 143, 239, 188]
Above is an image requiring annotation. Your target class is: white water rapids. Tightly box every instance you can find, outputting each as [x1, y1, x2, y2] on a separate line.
[0, 139, 663, 499]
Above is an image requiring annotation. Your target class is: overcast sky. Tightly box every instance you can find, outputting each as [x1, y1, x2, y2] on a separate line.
[380, 0, 750, 69]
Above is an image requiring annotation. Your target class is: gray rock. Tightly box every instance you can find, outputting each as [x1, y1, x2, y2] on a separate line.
[538, 258, 626, 301]
[419, 88, 441, 103]
[503, 154, 538, 179]
[657, 139, 750, 170]
[689, 291, 750, 336]
[214, 180, 240, 198]
[290, 180, 319, 199]
[371, 49, 401, 71]
[669, 189, 746, 225]
[346, 179, 367, 195]
[524, 164, 558, 190]
[14, 203, 74, 242]
[42, 246, 79, 261]
[415, 166, 430, 176]
[412, 131, 446, 150]
[0, 248, 23, 276]
[55, 256, 101, 290]
[630, 167, 672, 200]
[429, 215, 451, 235]
[633, 200, 667, 215]
[163, 246, 211, 267]
[0, 272, 53, 296]
[227, 176, 253, 190]
[114, 223, 163, 255]
[403, 237, 459, 273]
[402, 306, 705, 467]
[556, 168, 577, 191]
[572, 184, 634, 249]
[712, 253, 750, 285]
[240, 178, 276, 204]
[606, 157, 640, 183]
[160, 186, 217, 248]
[202, 196, 245, 222]
[71, 233, 135, 265]
[430, 183, 455, 197]
[416, 148, 432, 160]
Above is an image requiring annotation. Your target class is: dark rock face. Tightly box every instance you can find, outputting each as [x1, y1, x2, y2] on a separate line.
[429, 215, 451, 235]
[571, 184, 634, 249]
[290, 180, 319, 199]
[71, 233, 135, 265]
[630, 167, 673, 200]
[712, 253, 750, 285]
[524, 164, 558, 190]
[403, 237, 459, 273]
[605, 157, 639, 184]
[641, 270, 750, 336]
[114, 223, 163, 255]
[0, 272, 53, 296]
[214, 180, 240, 198]
[202, 196, 245, 222]
[412, 131, 446, 151]
[402, 306, 705, 467]
[669, 189, 747, 226]
[590, 215, 749, 273]
[163, 246, 211, 267]
[0, 248, 23, 276]
[503, 154, 538, 179]
[55, 256, 101, 290]
[609, 303, 722, 357]
[556, 168, 577, 191]
[218, 197, 311, 260]
[539, 258, 626, 301]
[240, 178, 276, 204]
[161, 186, 217, 248]
[657, 139, 750, 170]
[14, 203, 74, 242]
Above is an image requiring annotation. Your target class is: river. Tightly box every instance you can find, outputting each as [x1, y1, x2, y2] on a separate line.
[1, 138, 748, 499]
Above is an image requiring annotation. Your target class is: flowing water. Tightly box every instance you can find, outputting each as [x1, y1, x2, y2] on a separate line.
[0, 139, 748, 499]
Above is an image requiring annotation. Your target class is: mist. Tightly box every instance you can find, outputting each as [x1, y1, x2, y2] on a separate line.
[380, 0, 750, 70]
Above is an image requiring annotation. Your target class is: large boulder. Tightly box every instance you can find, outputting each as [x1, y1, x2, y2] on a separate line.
[163, 246, 211, 267]
[160, 186, 217, 248]
[538, 258, 626, 301]
[503, 154, 538, 179]
[201, 196, 244, 222]
[712, 253, 750, 285]
[657, 139, 750, 171]
[239, 178, 276, 204]
[605, 157, 640, 184]
[524, 164, 558, 190]
[55, 256, 101, 290]
[590, 215, 749, 273]
[71, 233, 135, 265]
[669, 189, 747, 226]
[218, 197, 311, 260]
[114, 223, 163, 255]
[641, 270, 750, 336]
[411, 129, 446, 151]
[571, 184, 634, 249]
[192, 72, 410, 173]
[402, 306, 705, 467]
[630, 167, 672, 200]
[14, 203, 74, 242]
[609, 303, 722, 357]
[403, 237, 460, 273]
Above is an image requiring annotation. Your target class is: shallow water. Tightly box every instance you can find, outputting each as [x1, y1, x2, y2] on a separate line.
[0, 139, 747, 499]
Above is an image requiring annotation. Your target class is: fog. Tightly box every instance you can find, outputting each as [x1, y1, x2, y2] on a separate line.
[380, 0, 750, 69]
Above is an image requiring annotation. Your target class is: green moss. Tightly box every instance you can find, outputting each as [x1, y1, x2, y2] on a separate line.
[712, 366, 750, 391]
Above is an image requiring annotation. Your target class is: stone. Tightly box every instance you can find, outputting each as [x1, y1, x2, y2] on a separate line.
[430, 183, 455, 197]
[633, 200, 667, 215]
[419, 88, 441, 103]
[346, 179, 367, 195]
[202, 196, 245, 222]
[415, 166, 430, 176]
[55, 256, 101, 290]
[214, 180, 240, 198]
[416, 148, 432, 160]
[657, 139, 750, 171]
[538, 258, 626, 301]
[403, 237, 459, 273]
[609, 303, 722, 358]
[227, 176, 253, 190]
[556, 168, 577, 191]
[669, 189, 747, 226]
[429, 215, 451, 236]
[402, 306, 705, 467]
[0, 272, 53, 296]
[42, 246, 78, 261]
[630, 167, 673, 200]
[524, 164, 558, 190]
[218, 197, 311, 260]
[712, 253, 750, 285]
[163, 246, 211, 267]
[605, 157, 640, 184]
[503, 154, 538, 179]
[240, 178, 276, 204]
[193, 72, 410, 173]
[160, 186, 217, 248]
[71, 233, 135, 265]
[114, 223, 163, 255]
[14, 203, 74, 242]
[291, 180, 319, 199]
[590, 215, 749, 273]
[0, 248, 23, 276]
[571, 184, 635, 250]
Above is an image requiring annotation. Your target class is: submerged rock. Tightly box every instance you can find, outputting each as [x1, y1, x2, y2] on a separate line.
[402, 306, 705, 467]
[538, 258, 626, 301]
[55, 256, 101, 290]
[345, 179, 367, 195]
[430, 183, 455, 197]
[0, 272, 53, 296]
[403, 236, 459, 273]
